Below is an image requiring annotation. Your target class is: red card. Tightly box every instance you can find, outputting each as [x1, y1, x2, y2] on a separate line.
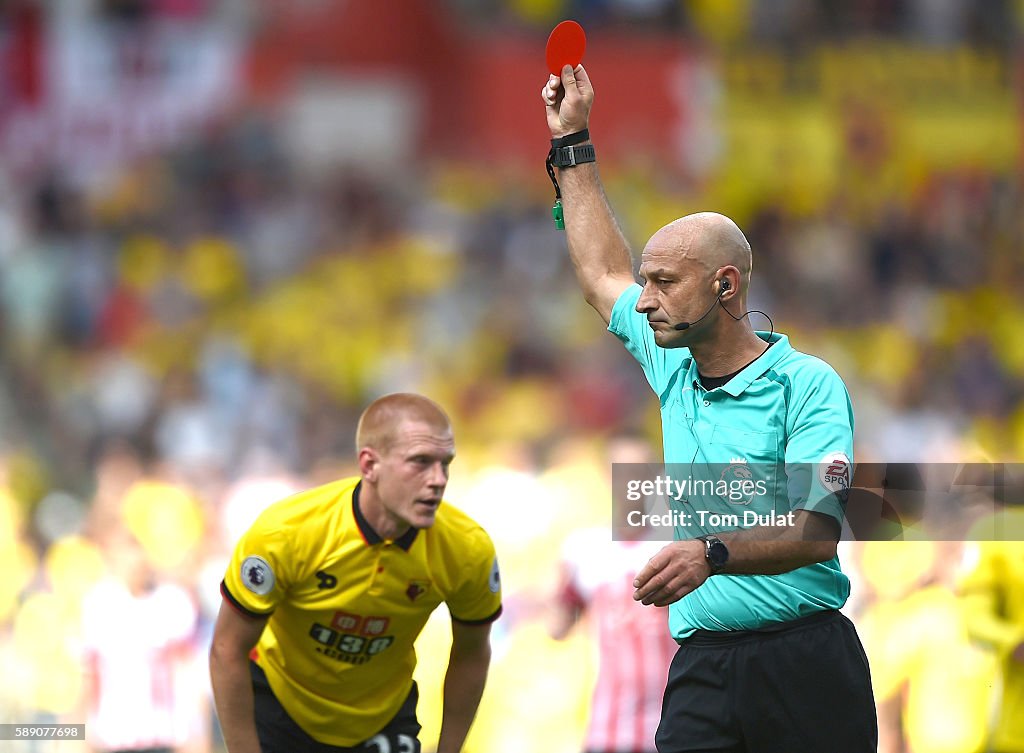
[546, 20, 586, 76]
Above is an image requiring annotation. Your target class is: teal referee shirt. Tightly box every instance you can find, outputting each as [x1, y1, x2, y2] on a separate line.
[610, 284, 853, 641]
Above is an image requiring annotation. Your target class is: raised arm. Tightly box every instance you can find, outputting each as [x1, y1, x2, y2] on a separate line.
[209, 601, 268, 753]
[542, 65, 635, 323]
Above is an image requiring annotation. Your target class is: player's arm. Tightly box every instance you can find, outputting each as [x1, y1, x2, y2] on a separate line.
[542, 65, 634, 323]
[209, 601, 268, 753]
[549, 560, 586, 640]
[876, 693, 907, 753]
[436, 619, 493, 753]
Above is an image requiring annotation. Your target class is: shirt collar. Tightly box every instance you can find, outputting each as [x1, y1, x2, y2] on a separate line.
[352, 481, 419, 551]
[688, 332, 790, 397]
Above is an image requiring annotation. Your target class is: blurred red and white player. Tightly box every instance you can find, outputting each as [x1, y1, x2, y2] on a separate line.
[552, 528, 678, 753]
[551, 439, 677, 753]
[81, 530, 202, 753]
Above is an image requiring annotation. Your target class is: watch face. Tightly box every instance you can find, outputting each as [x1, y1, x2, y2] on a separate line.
[707, 539, 729, 567]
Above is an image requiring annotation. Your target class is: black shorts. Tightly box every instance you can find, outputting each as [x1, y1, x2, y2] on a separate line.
[656, 610, 877, 753]
[250, 662, 422, 753]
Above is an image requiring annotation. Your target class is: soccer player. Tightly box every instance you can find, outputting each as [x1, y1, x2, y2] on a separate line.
[81, 530, 201, 753]
[550, 437, 677, 753]
[960, 537, 1024, 753]
[210, 393, 502, 753]
[540, 66, 876, 752]
[551, 528, 677, 753]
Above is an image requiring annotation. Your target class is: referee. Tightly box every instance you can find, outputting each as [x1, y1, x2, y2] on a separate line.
[541, 66, 877, 753]
[210, 394, 502, 753]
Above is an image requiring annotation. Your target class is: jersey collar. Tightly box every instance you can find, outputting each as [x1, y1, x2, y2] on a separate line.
[693, 332, 790, 397]
[352, 481, 419, 551]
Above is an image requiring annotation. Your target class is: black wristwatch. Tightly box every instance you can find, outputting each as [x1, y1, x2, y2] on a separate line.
[700, 535, 729, 574]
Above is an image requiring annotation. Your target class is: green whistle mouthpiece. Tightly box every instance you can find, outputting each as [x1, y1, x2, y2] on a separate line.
[552, 199, 565, 230]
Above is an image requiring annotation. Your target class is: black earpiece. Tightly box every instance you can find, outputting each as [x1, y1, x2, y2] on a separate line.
[673, 276, 773, 333]
[674, 278, 734, 330]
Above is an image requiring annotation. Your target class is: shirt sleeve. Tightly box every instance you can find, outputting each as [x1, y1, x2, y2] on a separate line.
[446, 531, 503, 625]
[221, 505, 293, 618]
[784, 362, 855, 526]
[607, 284, 689, 399]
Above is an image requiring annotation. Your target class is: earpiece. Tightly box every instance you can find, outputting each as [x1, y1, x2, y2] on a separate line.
[674, 276, 772, 333]
[673, 277, 735, 330]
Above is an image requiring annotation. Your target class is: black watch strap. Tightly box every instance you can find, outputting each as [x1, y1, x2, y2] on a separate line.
[550, 128, 590, 148]
[550, 143, 596, 168]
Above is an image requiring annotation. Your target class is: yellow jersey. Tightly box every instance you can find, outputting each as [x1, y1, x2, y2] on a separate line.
[221, 477, 502, 747]
[960, 538, 1024, 752]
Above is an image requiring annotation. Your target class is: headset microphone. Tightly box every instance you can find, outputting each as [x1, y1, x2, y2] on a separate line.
[673, 279, 730, 331]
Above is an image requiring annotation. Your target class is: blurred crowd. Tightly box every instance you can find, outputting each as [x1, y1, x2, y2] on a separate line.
[1, 1, 1024, 752]
[456, 0, 1024, 48]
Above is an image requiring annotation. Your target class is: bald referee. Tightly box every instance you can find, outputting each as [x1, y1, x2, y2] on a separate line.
[210, 394, 501, 753]
[541, 67, 876, 753]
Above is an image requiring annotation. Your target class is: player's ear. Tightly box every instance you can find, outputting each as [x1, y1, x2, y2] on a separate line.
[358, 448, 379, 482]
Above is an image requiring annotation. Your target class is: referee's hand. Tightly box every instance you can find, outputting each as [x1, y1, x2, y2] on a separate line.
[633, 540, 710, 607]
[542, 64, 594, 139]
